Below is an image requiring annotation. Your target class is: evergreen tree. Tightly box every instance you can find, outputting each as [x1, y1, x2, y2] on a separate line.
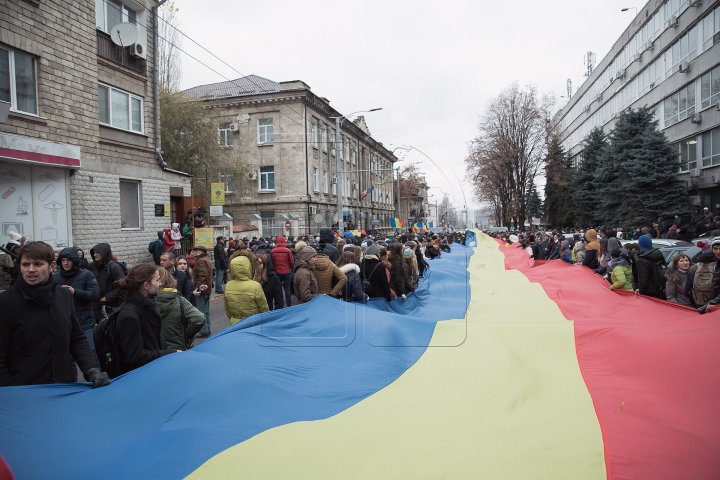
[526, 185, 544, 220]
[615, 107, 691, 225]
[571, 128, 606, 226]
[543, 137, 574, 228]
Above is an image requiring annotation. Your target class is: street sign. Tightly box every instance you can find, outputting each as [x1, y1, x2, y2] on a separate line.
[285, 220, 291, 231]
[210, 206, 223, 217]
[211, 183, 225, 205]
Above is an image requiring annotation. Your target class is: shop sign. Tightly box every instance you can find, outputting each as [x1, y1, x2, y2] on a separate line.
[194, 227, 214, 248]
[211, 183, 225, 205]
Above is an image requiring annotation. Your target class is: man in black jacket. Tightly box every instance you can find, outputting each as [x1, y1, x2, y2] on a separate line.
[213, 236, 227, 294]
[160, 251, 196, 305]
[0, 241, 109, 387]
[90, 242, 126, 322]
[632, 235, 666, 299]
[360, 245, 392, 301]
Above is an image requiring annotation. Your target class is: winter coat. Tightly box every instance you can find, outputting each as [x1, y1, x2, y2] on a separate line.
[337, 263, 368, 302]
[360, 256, 392, 301]
[632, 247, 666, 299]
[561, 240, 571, 259]
[319, 228, 340, 262]
[609, 263, 633, 291]
[113, 291, 176, 377]
[293, 260, 318, 304]
[574, 242, 586, 264]
[261, 265, 284, 311]
[170, 223, 182, 246]
[172, 268, 195, 306]
[214, 242, 228, 270]
[547, 242, 561, 260]
[388, 258, 406, 296]
[150, 232, 164, 265]
[270, 236, 294, 275]
[89, 243, 126, 321]
[403, 261, 416, 293]
[54, 247, 100, 330]
[665, 267, 691, 306]
[314, 255, 346, 297]
[224, 252, 268, 324]
[582, 231, 599, 270]
[162, 228, 175, 252]
[156, 289, 205, 351]
[415, 248, 428, 276]
[193, 252, 214, 294]
[0, 283, 97, 386]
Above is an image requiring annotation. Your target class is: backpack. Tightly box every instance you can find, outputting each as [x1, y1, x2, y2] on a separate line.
[652, 258, 668, 298]
[108, 259, 128, 276]
[93, 309, 122, 379]
[692, 261, 716, 306]
[362, 260, 380, 295]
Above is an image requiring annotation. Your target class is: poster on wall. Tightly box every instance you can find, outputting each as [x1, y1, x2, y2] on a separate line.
[0, 164, 34, 244]
[33, 167, 68, 249]
[194, 227, 214, 248]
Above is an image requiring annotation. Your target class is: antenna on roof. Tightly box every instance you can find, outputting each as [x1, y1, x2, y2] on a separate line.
[584, 51, 596, 77]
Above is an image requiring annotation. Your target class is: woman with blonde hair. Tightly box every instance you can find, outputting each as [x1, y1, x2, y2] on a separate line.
[156, 267, 205, 350]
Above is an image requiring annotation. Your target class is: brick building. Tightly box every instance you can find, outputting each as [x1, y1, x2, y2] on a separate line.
[0, 0, 190, 268]
[182, 76, 398, 236]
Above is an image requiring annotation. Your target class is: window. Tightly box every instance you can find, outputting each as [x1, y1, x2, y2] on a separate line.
[259, 166, 275, 191]
[219, 174, 234, 194]
[96, 0, 137, 33]
[313, 168, 319, 192]
[351, 145, 356, 164]
[323, 170, 328, 193]
[664, 82, 695, 127]
[702, 128, 720, 167]
[345, 139, 350, 163]
[120, 180, 141, 229]
[258, 118, 274, 144]
[667, 25, 699, 76]
[321, 124, 327, 152]
[260, 211, 275, 234]
[346, 178, 350, 198]
[331, 131, 336, 156]
[0, 47, 38, 115]
[218, 127, 233, 147]
[339, 135, 344, 161]
[331, 174, 337, 195]
[311, 120, 318, 147]
[99, 83, 143, 132]
[676, 137, 698, 172]
[701, 66, 720, 109]
[702, 6, 720, 51]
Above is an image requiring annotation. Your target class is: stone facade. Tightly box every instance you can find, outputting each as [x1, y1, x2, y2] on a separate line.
[0, 0, 191, 267]
[183, 77, 398, 237]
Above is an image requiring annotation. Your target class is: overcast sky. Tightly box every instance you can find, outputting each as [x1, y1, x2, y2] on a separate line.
[170, 0, 645, 211]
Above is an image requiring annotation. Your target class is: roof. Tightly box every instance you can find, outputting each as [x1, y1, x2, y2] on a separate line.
[233, 224, 259, 233]
[182, 75, 280, 101]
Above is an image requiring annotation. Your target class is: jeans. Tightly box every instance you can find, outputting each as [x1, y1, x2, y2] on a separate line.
[196, 294, 211, 335]
[215, 268, 226, 293]
[278, 273, 292, 307]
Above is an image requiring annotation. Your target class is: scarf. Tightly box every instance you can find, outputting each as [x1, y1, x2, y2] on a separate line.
[14, 274, 57, 307]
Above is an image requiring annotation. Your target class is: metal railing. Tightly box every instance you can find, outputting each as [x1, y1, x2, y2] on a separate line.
[96, 31, 145, 75]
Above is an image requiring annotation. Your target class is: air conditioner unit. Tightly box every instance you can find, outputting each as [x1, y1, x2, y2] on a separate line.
[691, 113, 702, 124]
[685, 178, 698, 189]
[679, 62, 690, 73]
[689, 0, 702, 7]
[668, 15, 678, 28]
[584, 104, 591, 113]
[128, 43, 146, 59]
[594, 92, 603, 102]
[649, 81, 656, 89]
[692, 168, 702, 178]
[615, 69, 626, 80]
[712, 174, 720, 185]
[247, 172, 258, 180]
[643, 41, 654, 52]
[633, 53, 642, 63]
[308, 205, 317, 215]
[331, 175, 337, 184]
[228, 123, 239, 132]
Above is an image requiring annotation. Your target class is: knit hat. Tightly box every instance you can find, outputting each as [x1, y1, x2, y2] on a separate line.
[366, 245, 380, 256]
[637, 235, 653, 251]
[297, 246, 318, 263]
[8, 231, 21, 243]
[712, 237, 720, 247]
[403, 248, 413, 258]
[343, 244, 355, 252]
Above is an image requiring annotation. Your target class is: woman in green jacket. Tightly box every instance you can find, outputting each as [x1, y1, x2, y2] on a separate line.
[225, 249, 269, 324]
[608, 249, 634, 291]
[156, 268, 206, 350]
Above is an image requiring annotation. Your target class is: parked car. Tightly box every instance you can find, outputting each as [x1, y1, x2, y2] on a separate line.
[657, 245, 702, 264]
[620, 239, 692, 248]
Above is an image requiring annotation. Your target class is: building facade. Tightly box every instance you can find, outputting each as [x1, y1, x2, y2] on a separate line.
[398, 178, 429, 229]
[182, 76, 398, 237]
[0, 0, 191, 268]
[557, 0, 720, 208]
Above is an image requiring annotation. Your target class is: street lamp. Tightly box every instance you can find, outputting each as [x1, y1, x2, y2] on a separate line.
[621, 7, 637, 16]
[330, 108, 382, 231]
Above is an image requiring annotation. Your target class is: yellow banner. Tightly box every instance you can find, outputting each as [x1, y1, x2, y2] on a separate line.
[194, 228, 215, 248]
[211, 183, 225, 205]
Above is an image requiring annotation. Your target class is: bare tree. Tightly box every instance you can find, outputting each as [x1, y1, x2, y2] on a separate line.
[465, 82, 555, 228]
[158, 1, 182, 93]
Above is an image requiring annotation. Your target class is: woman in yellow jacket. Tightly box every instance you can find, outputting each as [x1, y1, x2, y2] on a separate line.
[224, 249, 269, 324]
[608, 249, 634, 291]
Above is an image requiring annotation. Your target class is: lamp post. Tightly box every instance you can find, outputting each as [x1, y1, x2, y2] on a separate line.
[621, 7, 637, 16]
[330, 108, 382, 231]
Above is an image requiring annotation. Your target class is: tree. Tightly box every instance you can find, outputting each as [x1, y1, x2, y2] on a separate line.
[612, 107, 691, 226]
[571, 127, 606, 226]
[158, 2, 182, 93]
[526, 184, 543, 220]
[543, 137, 574, 227]
[466, 82, 555, 228]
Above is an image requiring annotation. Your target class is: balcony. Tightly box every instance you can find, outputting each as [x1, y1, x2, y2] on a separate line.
[96, 31, 145, 75]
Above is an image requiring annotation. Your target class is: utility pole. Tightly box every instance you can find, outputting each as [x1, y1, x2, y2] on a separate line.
[335, 116, 343, 230]
[396, 167, 400, 223]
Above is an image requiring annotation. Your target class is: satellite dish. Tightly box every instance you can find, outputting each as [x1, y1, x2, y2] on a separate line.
[314, 213, 324, 224]
[110, 22, 139, 47]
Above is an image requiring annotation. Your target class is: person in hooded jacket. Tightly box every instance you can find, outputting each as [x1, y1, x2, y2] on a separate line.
[387, 243, 407, 300]
[293, 246, 320, 304]
[54, 248, 100, 364]
[580, 229, 600, 270]
[270, 235, 294, 307]
[361, 245, 392, 301]
[162, 228, 176, 252]
[156, 267, 204, 351]
[335, 251, 368, 302]
[608, 249, 633, 291]
[150, 231, 164, 265]
[224, 249, 269, 324]
[632, 234, 666, 299]
[111, 263, 178, 377]
[170, 223, 182, 253]
[90, 243, 126, 322]
[256, 253, 284, 311]
[314, 252, 347, 297]
[684, 242, 715, 307]
[319, 227, 340, 262]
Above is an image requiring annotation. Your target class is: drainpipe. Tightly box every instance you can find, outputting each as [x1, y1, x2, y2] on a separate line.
[153, 0, 168, 167]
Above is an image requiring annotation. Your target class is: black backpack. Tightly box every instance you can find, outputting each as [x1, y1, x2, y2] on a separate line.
[93, 309, 122, 379]
[362, 260, 380, 295]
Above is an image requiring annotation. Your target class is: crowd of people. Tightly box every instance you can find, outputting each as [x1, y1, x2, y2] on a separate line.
[0, 225, 465, 388]
[493, 223, 720, 314]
